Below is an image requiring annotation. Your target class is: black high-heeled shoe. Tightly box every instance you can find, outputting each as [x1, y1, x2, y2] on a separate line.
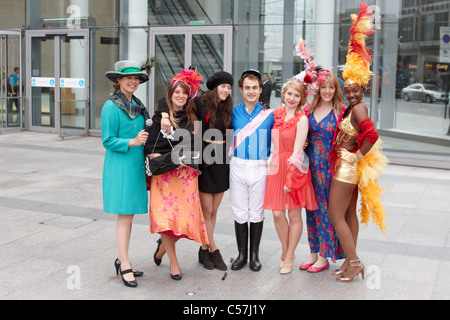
[114, 258, 143, 277]
[120, 269, 138, 287]
[154, 238, 163, 266]
[170, 273, 182, 281]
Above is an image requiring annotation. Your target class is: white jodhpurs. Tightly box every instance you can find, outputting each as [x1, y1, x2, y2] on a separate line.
[229, 157, 268, 224]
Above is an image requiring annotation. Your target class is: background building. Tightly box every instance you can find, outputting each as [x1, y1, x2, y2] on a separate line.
[0, 0, 449, 168]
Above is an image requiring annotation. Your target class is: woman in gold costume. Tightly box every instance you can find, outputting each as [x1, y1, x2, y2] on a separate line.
[328, 3, 388, 283]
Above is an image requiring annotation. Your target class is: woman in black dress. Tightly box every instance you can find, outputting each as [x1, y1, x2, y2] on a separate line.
[155, 71, 234, 271]
[197, 71, 233, 270]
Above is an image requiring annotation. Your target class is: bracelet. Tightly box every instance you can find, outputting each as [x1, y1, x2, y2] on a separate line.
[161, 115, 169, 119]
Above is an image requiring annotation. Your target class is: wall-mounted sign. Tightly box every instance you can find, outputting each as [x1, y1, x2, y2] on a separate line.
[190, 21, 205, 25]
[440, 27, 450, 63]
[31, 77, 55, 87]
[31, 77, 85, 88]
[60, 78, 85, 88]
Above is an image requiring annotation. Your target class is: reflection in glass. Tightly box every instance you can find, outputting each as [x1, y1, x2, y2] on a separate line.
[192, 33, 224, 91]
[60, 36, 86, 130]
[154, 34, 185, 107]
[0, 34, 21, 128]
[148, 0, 229, 25]
[31, 36, 55, 127]
[92, 29, 120, 130]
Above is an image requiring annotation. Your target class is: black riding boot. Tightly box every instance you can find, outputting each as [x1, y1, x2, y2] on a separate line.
[231, 221, 248, 270]
[249, 221, 264, 271]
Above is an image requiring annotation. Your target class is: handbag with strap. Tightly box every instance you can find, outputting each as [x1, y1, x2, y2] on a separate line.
[146, 130, 200, 176]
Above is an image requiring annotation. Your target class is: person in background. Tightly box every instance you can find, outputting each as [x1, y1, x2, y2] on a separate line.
[102, 60, 152, 288]
[259, 72, 272, 107]
[7, 67, 20, 125]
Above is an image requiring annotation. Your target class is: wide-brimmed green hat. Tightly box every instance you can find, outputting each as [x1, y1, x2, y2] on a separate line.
[105, 60, 149, 84]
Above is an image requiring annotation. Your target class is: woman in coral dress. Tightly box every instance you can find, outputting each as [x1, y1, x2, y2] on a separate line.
[263, 79, 317, 274]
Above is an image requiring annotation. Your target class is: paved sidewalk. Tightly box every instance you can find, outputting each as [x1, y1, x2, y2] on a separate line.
[1, 131, 450, 301]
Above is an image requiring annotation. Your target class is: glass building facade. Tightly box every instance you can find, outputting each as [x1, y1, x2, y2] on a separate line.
[0, 0, 449, 168]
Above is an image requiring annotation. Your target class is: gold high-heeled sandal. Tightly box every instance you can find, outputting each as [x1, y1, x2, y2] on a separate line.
[336, 259, 364, 283]
[332, 269, 345, 276]
[332, 260, 348, 276]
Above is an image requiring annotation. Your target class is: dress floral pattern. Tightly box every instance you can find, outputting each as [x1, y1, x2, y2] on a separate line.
[305, 109, 345, 262]
[150, 167, 209, 244]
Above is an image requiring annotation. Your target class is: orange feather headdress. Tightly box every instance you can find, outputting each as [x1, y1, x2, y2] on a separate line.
[342, 3, 376, 86]
[170, 68, 203, 101]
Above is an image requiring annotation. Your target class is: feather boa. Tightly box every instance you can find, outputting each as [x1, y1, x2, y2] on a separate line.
[357, 139, 389, 236]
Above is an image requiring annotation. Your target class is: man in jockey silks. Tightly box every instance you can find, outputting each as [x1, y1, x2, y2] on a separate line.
[229, 69, 274, 272]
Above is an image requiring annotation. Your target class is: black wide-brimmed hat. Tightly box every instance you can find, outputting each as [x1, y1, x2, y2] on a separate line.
[105, 60, 149, 84]
[206, 71, 233, 90]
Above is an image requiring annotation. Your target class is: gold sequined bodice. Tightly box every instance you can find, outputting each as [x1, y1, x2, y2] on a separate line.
[339, 111, 359, 137]
[335, 111, 360, 148]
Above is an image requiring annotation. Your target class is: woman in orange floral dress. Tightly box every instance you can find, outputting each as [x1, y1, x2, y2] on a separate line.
[145, 69, 208, 280]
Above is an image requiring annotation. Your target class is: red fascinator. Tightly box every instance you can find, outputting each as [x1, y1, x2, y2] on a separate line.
[170, 68, 204, 101]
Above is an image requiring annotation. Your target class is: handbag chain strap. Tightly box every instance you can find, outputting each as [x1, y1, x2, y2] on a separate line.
[150, 129, 174, 154]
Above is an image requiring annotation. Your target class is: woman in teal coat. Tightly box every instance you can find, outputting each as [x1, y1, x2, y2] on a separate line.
[102, 60, 152, 287]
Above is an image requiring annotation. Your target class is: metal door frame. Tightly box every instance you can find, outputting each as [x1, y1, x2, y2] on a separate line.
[25, 29, 90, 137]
[148, 25, 233, 113]
[0, 29, 23, 131]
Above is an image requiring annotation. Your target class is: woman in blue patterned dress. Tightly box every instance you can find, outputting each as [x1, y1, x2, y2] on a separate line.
[300, 72, 346, 273]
